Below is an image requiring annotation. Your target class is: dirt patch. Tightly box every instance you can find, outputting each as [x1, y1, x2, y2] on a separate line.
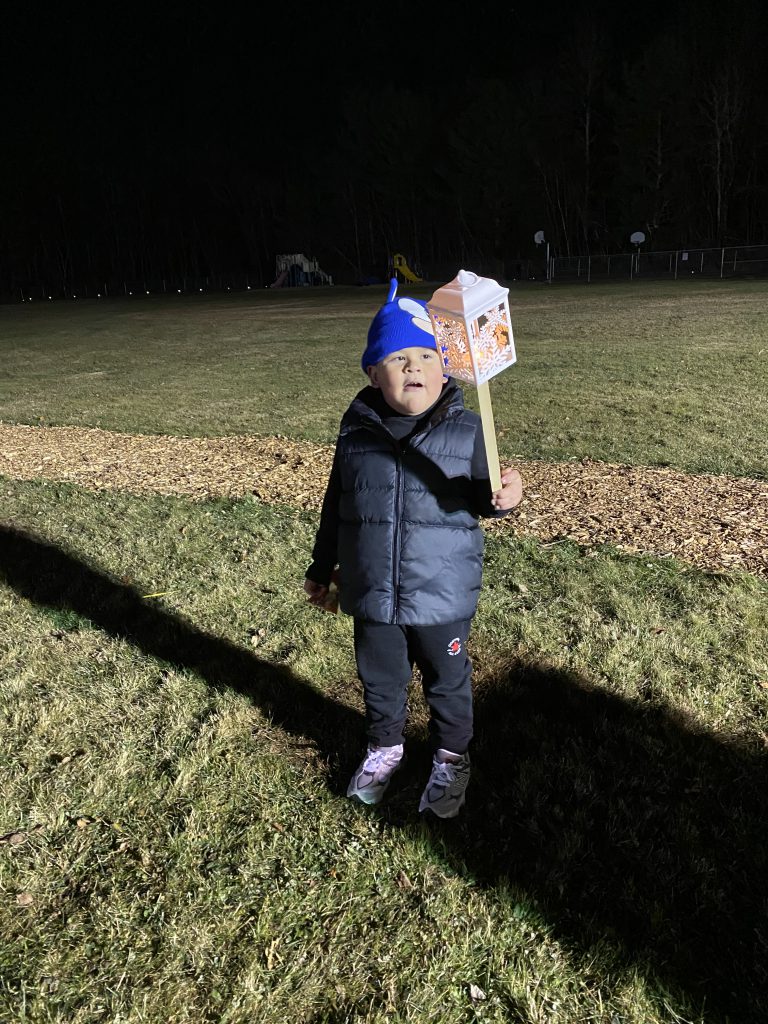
[1, 423, 766, 579]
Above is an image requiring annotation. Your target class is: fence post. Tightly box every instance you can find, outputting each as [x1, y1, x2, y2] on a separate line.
[720, 248, 725, 279]
[674, 251, 679, 280]
[587, 255, 591, 283]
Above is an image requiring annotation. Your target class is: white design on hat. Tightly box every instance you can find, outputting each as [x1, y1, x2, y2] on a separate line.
[398, 297, 434, 335]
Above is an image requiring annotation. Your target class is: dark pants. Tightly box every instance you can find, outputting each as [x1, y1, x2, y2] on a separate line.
[353, 618, 473, 755]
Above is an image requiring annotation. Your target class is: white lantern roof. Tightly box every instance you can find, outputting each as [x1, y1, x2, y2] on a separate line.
[427, 269, 509, 320]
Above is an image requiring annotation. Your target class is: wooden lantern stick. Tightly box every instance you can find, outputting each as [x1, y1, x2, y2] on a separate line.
[476, 380, 502, 492]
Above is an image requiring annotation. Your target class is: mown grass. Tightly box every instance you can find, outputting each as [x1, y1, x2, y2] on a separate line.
[1, 479, 767, 1023]
[1, 281, 767, 1022]
[1, 279, 767, 477]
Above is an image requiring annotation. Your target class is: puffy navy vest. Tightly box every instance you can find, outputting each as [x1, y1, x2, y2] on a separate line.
[335, 387, 484, 625]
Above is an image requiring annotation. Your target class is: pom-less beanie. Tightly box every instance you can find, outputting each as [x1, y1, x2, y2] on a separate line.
[361, 278, 437, 371]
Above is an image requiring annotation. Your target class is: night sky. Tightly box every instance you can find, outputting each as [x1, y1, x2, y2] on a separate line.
[3, 0, 767, 294]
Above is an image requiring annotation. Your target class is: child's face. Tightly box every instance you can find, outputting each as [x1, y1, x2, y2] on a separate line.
[367, 346, 447, 415]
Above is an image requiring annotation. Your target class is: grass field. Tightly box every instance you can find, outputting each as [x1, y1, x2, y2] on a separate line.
[2, 279, 767, 477]
[1, 281, 767, 1023]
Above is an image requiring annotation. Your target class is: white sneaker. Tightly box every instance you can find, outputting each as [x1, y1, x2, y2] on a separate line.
[347, 744, 405, 805]
[418, 750, 471, 818]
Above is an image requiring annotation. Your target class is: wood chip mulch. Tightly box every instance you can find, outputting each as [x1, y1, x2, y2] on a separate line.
[1, 424, 766, 580]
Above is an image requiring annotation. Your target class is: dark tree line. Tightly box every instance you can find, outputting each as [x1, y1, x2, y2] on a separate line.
[2, 0, 767, 294]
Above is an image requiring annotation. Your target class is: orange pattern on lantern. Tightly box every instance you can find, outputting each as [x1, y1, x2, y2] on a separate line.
[433, 304, 514, 385]
[432, 313, 475, 383]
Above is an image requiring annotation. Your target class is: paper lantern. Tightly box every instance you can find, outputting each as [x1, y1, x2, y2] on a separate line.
[427, 270, 516, 490]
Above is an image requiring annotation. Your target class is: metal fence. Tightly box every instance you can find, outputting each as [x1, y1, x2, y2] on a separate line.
[546, 244, 768, 284]
[390, 247, 768, 286]
[3, 244, 768, 304]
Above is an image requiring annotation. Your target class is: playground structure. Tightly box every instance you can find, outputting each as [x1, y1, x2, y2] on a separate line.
[391, 253, 422, 283]
[271, 254, 333, 288]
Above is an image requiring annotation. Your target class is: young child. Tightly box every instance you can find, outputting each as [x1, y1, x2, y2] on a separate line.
[304, 280, 522, 818]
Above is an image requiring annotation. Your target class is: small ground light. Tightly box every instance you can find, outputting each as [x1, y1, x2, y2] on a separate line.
[146, 290, 150, 295]
[177, 289, 181, 293]
[199, 288, 203, 292]
[97, 293, 102, 297]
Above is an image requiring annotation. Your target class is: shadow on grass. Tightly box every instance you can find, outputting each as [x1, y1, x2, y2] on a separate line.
[465, 670, 767, 1022]
[1, 524, 766, 1022]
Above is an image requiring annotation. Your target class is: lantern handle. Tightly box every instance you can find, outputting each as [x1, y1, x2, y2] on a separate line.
[477, 381, 502, 492]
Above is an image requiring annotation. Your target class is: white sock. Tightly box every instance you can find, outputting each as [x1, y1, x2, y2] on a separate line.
[436, 748, 461, 763]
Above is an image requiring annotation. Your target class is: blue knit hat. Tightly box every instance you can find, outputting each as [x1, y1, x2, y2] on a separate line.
[361, 278, 437, 371]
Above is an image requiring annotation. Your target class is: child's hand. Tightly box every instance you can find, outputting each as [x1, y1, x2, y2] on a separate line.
[304, 573, 340, 613]
[304, 578, 329, 607]
[491, 468, 523, 510]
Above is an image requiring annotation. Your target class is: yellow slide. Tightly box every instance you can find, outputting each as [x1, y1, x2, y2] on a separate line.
[392, 253, 422, 283]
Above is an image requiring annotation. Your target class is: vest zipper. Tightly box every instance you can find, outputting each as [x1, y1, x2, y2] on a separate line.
[391, 449, 404, 623]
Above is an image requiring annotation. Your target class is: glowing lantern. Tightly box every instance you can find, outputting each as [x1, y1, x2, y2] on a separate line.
[427, 270, 516, 490]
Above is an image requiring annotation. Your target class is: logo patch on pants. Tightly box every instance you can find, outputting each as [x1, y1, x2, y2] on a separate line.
[447, 637, 462, 656]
